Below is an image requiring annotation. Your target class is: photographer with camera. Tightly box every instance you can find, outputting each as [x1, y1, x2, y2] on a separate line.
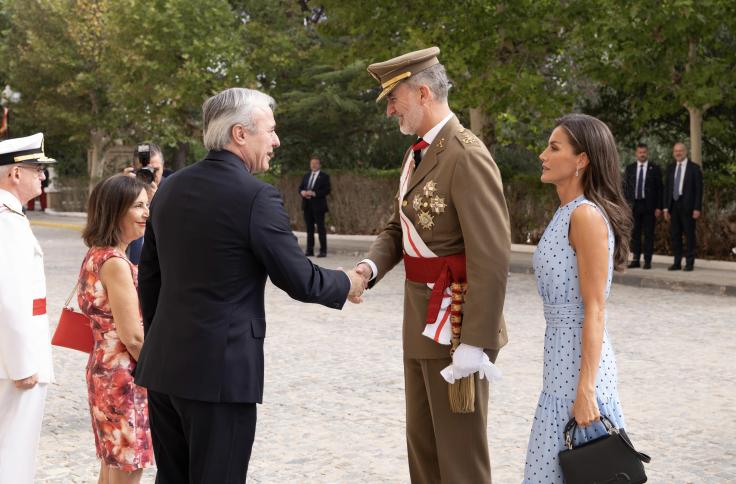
[124, 143, 168, 264]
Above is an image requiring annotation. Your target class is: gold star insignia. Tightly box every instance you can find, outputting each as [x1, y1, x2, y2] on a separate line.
[412, 194, 423, 211]
[423, 180, 437, 197]
[430, 195, 447, 214]
[417, 211, 435, 230]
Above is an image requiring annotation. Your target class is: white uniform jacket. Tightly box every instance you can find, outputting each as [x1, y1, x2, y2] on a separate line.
[0, 189, 54, 383]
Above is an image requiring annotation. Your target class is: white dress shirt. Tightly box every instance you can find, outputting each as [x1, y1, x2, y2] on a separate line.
[307, 170, 320, 191]
[635, 160, 648, 199]
[675, 159, 688, 197]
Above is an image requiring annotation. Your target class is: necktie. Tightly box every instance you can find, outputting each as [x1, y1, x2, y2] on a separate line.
[673, 163, 682, 201]
[636, 164, 645, 199]
[308, 172, 317, 190]
[412, 138, 430, 168]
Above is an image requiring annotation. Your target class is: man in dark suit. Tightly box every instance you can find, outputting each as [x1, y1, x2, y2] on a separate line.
[663, 142, 703, 271]
[135, 87, 364, 484]
[623, 143, 662, 269]
[298, 156, 330, 257]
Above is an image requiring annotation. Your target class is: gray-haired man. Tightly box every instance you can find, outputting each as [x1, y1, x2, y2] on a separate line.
[135, 87, 365, 483]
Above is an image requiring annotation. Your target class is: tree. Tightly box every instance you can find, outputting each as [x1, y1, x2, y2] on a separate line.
[317, 0, 577, 150]
[3, 0, 118, 183]
[104, 0, 253, 170]
[570, 0, 736, 166]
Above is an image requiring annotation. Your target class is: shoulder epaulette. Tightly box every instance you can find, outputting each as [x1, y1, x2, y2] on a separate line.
[454, 126, 480, 147]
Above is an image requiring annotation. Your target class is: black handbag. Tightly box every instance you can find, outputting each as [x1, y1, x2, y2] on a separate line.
[559, 416, 651, 484]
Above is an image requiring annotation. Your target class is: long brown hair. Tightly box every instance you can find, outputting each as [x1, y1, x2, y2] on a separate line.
[556, 114, 632, 270]
[82, 175, 146, 248]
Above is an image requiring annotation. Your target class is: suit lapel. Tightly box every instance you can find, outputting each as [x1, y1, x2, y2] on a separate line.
[406, 116, 458, 195]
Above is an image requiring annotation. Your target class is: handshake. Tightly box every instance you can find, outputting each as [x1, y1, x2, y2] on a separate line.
[340, 262, 373, 304]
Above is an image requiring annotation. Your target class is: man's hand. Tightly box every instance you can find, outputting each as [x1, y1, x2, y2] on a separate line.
[300, 190, 312, 199]
[692, 210, 701, 219]
[123, 166, 136, 177]
[340, 268, 366, 304]
[14, 374, 38, 390]
[663, 209, 670, 221]
[355, 262, 373, 285]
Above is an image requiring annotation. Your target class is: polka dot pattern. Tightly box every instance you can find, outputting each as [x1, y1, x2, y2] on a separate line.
[523, 197, 626, 484]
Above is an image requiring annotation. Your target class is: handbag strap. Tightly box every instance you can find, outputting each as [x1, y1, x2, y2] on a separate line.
[564, 416, 651, 463]
[64, 282, 79, 308]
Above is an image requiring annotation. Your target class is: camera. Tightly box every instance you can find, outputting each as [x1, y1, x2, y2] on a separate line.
[134, 144, 156, 184]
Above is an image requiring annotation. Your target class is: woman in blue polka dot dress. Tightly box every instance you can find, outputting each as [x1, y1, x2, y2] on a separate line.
[523, 114, 633, 483]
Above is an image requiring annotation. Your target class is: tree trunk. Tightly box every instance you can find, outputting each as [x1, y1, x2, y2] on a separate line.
[172, 141, 188, 171]
[469, 107, 496, 148]
[87, 129, 109, 193]
[686, 105, 703, 166]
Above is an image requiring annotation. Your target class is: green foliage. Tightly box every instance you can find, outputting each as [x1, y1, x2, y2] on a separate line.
[1, 0, 734, 180]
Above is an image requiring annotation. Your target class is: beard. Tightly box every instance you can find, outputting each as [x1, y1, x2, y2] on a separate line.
[398, 104, 424, 135]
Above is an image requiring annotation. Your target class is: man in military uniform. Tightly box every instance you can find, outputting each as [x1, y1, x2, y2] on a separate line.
[355, 47, 511, 482]
[0, 133, 56, 483]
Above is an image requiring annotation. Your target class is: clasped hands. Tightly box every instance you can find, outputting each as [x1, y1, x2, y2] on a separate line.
[299, 190, 316, 199]
[340, 262, 372, 304]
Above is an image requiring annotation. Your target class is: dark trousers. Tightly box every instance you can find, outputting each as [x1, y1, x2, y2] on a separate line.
[630, 200, 656, 263]
[304, 208, 327, 255]
[147, 389, 257, 484]
[670, 200, 697, 267]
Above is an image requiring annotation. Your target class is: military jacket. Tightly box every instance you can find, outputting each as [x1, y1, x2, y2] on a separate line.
[0, 189, 54, 382]
[367, 116, 511, 359]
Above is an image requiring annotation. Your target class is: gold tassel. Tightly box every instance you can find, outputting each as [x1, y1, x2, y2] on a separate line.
[448, 282, 475, 414]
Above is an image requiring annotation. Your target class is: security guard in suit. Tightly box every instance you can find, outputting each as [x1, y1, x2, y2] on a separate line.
[356, 47, 511, 483]
[0, 133, 56, 484]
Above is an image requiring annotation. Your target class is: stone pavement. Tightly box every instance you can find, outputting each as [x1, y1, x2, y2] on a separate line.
[27, 215, 736, 483]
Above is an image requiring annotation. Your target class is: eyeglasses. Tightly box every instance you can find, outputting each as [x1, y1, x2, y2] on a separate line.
[18, 164, 46, 175]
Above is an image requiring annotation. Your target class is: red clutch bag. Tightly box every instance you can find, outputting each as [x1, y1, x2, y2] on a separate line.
[51, 284, 93, 353]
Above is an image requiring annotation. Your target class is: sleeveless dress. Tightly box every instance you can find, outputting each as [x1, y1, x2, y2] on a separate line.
[523, 196, 626, 483]
[78, 247, 154, 471]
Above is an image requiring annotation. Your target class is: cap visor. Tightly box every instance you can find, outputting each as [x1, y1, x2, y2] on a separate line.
[376, 83, 399, 102]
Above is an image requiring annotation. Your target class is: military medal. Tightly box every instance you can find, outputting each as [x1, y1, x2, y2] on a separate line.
[417, 210, 435, 230]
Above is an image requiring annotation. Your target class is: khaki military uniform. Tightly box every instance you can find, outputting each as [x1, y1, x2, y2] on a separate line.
[367, 115, 511, 483]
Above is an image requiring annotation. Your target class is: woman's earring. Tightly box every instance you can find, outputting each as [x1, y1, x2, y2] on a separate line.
[575, 167, 579, 177]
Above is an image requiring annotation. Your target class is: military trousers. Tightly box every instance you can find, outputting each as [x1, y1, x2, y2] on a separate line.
[0, 380, 47, 484]
[404, 357, 491, 484]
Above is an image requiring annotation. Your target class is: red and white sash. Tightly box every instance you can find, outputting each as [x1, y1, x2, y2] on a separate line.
[398, 152, 453, 345]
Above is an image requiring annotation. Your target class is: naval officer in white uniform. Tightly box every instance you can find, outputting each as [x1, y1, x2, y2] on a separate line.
[0, 133, 56, 483]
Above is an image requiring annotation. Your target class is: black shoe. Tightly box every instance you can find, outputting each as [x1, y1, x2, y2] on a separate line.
[668, 264, 682, 271]
[305, 251, 314, 257]
[627, 261, 640, 269]
[643, 262, 652, 269]
[683, 265, 694, 272]
[317, 253, 327, 258]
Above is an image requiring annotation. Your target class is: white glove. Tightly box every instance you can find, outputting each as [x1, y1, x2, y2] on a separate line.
[440, 343, 502, 384]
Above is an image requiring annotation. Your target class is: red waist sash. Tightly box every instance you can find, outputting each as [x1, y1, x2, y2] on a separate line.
[403, 253, 466, 324]
[32, 298, 47, 316]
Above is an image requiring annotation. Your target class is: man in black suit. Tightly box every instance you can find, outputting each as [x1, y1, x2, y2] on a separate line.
[623, 143, 662, 269]
[135, 88, 364, 483]
[299, 156, 330, 257]
[663, 142, 703, 271]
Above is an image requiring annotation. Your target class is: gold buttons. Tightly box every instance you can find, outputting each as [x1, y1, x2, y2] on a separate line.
[402, 200, 408, 207]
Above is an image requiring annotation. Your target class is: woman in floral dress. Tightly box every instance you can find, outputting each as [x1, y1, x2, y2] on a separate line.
[78, 175, 153, 483]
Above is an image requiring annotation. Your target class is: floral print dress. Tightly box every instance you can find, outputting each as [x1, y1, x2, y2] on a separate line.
[78, 247, 154, 471]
